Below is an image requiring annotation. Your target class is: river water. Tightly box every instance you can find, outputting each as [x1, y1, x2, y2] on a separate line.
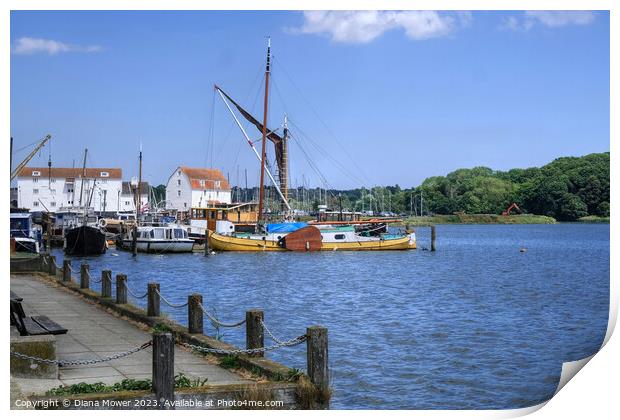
[52, 223, 609, 409]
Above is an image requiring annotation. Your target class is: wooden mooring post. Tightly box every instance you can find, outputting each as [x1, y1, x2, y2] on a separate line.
[246, 309, 264, 357]
[116, 274, 127, 304]
[188, 294, 203, 334]
[152, 332, 175, 408]
[62, 259, 72, 282]
[80, 263, 90, 289]
[48, 255, 57, 275]
[431, 225, 436, 252]
[307, 326, 329, 391]
[101, 270, 112, 298]
[147, 283, 160, 317]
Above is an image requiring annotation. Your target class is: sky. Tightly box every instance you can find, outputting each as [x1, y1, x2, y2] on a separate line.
[10, 10, 610, 189]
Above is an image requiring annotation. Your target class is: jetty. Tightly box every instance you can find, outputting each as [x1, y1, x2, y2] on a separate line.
[10, 254, 330, 409]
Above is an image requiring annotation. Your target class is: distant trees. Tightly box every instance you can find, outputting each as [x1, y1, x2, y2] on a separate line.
[328, 152, 609, 221]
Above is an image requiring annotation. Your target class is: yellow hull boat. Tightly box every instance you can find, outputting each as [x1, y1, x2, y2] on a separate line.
[208, 231, 416, 252]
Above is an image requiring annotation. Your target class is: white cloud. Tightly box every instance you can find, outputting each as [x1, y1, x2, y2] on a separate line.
[525, 11, 596, 27]
[502, 11, 596, 31]
[12, 37, 103, 55]
[291, 11, 466, 44]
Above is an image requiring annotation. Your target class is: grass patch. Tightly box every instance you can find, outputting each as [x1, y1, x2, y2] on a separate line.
[577, 215, 610, 223]
[401, 214, 556, 226]
[295, 376, 332, 409]
[46, 373, 207, 396]
[219, 355, 241, 369]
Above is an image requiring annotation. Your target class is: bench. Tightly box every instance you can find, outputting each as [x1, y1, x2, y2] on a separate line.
[10, 300, 68, 336]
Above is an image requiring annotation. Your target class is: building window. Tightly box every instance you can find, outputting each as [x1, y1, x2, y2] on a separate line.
[33, 188, 39, 194]
[177, 190, 181, 197]
[50, 189, 56, 194]
[199, 180, 205, 187]
[101, 178, 107, 184]
[32, 201, 39, 207]
[50, 178, 56, 183]
[177, 179, 181, 186]
[178, 170, 181, 176]
[50, 202, 56, 207]
[214, 180, 221, 189]
[68, 188, 74, 193]
[100, 171, 109, 177]
[33, 177, 39, 183]
[125, 201, 131, 206]
[184, 202, 187, 208]
[32, 171, 41, 176]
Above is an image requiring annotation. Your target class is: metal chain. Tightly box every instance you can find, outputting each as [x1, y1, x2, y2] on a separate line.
[10, 341, 152, 367]
[125, 283, 148, 299]
[260, 319, 287, 345]
[198, 303, 245, 328]
[84, 267, 102, 283]
[182, 334, 307, 355]
[156, 290, 188, 308]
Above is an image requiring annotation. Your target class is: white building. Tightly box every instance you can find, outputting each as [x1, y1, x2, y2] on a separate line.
[120, 181, 150, 213]
[16, 167, 123, 213]
[165, 167, 231, 211]
[16, 167, 150, 214]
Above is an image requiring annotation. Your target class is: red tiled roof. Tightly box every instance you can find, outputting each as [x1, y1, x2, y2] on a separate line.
[19, 167, 122, 179]
[180, 167, 230, 190]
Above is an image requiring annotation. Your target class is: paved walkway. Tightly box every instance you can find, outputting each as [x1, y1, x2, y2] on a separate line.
[11, 273, 251, 396]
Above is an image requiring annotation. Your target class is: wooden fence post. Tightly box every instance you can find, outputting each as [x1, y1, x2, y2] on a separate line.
[49, 255, 57, 276]
[80, 264, 90, 289]
[116, 274, 127, 304]
[62, 259, 72, 282]
[307, 326, 329, 391]
[147, 283, 160, 317]
[245, 309, 264, 357]
[431, 225, 436, 252]
[188, 294, 203, 334]
[152, 332, 175, 408]
[101, 270, 112, 298]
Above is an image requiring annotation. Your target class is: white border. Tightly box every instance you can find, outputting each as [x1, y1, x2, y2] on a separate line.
[3, 1, 616, 419]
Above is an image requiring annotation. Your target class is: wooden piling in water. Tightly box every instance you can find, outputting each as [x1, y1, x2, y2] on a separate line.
[62, 259, 72, 282]
[131, 225, 138, 256]
[147, 283, 160, 317]
[188, 294, 203, 334]
[116, 273, 127, 304]
[152, 332, 175, 408]
[80, 264, 90, 289]
[101, 270, 112, 298]
[307, 326, 329, 391]
[431, 225, 436, 252]
[246, 309, 264, 357]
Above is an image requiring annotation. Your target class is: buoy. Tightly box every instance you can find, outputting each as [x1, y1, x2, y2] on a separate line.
[520, 248, 527, 253]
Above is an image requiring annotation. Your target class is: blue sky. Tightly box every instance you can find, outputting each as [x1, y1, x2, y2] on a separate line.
[10, 10, 609, 189]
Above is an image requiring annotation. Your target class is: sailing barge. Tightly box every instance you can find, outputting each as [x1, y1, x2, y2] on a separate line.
[203, 39, 416, 252]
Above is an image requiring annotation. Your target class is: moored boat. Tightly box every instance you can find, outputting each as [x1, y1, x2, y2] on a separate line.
[64, 224, 107, 255]
[120, 224, 194, 253]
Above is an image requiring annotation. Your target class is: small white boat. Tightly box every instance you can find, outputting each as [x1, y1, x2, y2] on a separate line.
[121, 224, 194, 253]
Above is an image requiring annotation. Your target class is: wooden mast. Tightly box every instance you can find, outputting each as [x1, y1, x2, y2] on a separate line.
[257, 38, 271, 224]
[78, 148, 88, 207]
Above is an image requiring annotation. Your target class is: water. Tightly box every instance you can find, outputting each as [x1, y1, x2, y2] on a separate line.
[53, 223, 609, 409]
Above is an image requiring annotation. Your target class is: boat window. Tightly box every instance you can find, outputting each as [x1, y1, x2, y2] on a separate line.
[153, 229, 165, 239]
[210, 211, 217, 219]
[150, 230, 154, 238]
[335, 234, 346, 240]
[174, 229, 184, 238]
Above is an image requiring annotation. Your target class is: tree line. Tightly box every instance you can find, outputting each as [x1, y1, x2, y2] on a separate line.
[151, 152, 609, 222]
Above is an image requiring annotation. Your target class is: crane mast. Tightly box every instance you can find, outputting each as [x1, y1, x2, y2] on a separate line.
[10, 134, 52, 180]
